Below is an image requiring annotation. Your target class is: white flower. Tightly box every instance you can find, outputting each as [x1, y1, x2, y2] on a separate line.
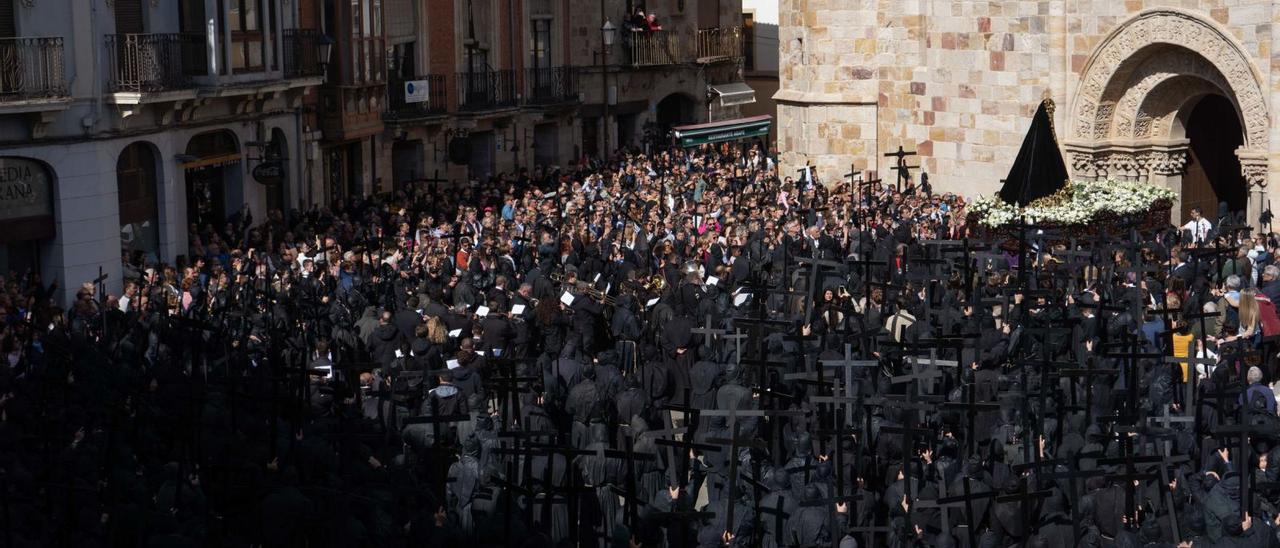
[968, 180, 1175, 228]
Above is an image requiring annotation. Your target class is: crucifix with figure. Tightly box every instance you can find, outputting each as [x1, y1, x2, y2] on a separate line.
[883, 145, 918, 193]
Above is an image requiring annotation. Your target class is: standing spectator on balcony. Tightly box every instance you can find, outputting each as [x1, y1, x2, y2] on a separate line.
[628, 7, 647, 32]
[646, 13, 663, 32]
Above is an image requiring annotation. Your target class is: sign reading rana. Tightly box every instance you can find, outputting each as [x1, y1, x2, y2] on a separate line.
[0, 158, 53, 221]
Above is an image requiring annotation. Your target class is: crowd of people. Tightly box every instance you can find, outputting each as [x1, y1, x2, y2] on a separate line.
[2, 139, 1280, 548]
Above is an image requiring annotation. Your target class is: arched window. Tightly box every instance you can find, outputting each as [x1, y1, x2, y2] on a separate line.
[117, 142, 160, 262]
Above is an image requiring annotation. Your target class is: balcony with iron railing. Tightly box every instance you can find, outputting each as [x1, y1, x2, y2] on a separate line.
[385, 74, 448, 122]
[0, 37, 67, 101]
[282, 29, 324, 78]
[695, 27, 742, 63]
[105, 33, 206, 93]
[457, 69, 517, 111]
[525, 66, 577, 105]
[319, 36, 387, 141]
[623, 31, 682, 67]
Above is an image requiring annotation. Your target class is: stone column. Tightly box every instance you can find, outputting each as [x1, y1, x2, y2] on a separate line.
[1145, 146, 1188, 225]
[1238, 150, 1269, 232]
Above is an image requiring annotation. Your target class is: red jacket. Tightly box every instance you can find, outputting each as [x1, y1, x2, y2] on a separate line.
[1257, 294, 1280, 337]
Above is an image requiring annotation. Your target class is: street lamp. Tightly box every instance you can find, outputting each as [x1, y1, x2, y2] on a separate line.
[600, 19, 616, 161]
[318, 35, 335, 79]
[602, 19, 616, 48]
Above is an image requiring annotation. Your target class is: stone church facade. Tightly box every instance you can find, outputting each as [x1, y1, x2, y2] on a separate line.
[776, 1, 1278, 225]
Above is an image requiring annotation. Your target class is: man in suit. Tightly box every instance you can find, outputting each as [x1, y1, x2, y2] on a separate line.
[394, 295, 424, 340]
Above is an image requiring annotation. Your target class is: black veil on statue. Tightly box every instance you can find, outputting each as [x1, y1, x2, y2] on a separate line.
[997, 98, 1070, 206]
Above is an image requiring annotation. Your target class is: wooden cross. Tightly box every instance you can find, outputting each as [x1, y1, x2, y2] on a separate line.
[722, 328, 748, 365]
[913, 477, 965, 543]
[795, 255, 847, 325]
[1097, 432, 1163, 521]
[1164, 352, 1216, 439]
[704, 421, 767, 540]
[883, 145, 918, 193]
[819, 343, 879, 426]
[936, 476, 1000, 548]
[689, 314, 726, 350]
[939, 384, 1001, 455]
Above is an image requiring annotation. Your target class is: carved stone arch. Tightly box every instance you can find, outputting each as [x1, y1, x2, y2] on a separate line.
[1109, 48, 1231, 140]
[1070, 9, 1268, 150]
[1140, 78, 1229, 142]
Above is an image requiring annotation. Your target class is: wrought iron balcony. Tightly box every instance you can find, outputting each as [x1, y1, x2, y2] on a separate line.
[0, 37, 67, 100]
[385, 74, 447, 121]
[457, 69, 516, 111]
[283, 29, 324, 78]
[623, 31, 682, 67]
[106, 33, 206, 93]
[696, 27, 742, 62]
[525, 66, 577, 105]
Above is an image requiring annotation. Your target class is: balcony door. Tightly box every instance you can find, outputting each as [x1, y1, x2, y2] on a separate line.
[697, 0, 719, 29]
[226, 0, 266, 72]
[177, 0, 208, 76]
[0, 0, 13, 38]
[0, 0, 15, 94]
[114, 0, 144, 34]
[462, 45, 489, 105]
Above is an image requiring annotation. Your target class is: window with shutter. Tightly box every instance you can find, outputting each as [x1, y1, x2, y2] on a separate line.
[385, 0, 414, 43]
[0, 0, 15, 38]
[528, 0, 552, 17]
[697, 0, 719, 30]
[115, 0, 145, 34]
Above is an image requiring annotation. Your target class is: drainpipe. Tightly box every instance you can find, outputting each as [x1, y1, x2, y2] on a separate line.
[86, 0, 102, 135]
[508, 0, 518, 172]
[293, 106, 306, 220]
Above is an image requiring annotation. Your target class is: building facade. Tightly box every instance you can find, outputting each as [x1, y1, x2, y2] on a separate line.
[740, 0, 777, 146]
[0, 0, 322, 302]
[567, 0, 747, 159]
[0, 0, 745, 301]
[335, 0, 747, 195]
[778, 1, 1280, 227]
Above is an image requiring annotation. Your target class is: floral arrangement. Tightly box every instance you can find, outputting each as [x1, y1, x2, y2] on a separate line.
[967, 180, 1177, 228]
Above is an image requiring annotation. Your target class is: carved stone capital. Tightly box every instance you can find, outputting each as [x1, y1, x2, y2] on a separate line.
[1145, 149, 1188, 176]
[1237, 149, 1268, 188]
[1241, 162, 1268, 188]
[1063, 139, 1189, 181]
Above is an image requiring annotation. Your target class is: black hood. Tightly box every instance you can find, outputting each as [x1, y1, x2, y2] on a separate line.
[374, 323, 398, 341]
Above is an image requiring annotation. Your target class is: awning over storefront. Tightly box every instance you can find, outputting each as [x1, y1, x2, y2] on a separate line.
[182, 130, 242, 170]
[709, 82, 756, 108]
[672, 115, 771, 148]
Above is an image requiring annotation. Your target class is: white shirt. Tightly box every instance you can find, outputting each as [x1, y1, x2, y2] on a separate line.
[1182, 218, 1212, 243]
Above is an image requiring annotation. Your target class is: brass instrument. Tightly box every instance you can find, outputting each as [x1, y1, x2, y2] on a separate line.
[550, 272, 617, 305]
[584, 286, 617, 306]
[645, 273, 667, 293]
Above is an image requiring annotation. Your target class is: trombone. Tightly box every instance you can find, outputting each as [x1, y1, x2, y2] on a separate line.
[550, 272, 618, 305]
[584, 286, 617, 306]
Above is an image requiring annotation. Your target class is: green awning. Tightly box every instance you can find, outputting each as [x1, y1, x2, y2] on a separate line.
[672, 115, 771, 148]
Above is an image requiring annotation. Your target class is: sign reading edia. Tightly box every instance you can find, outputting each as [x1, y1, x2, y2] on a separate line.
[0, 158, 52, 220]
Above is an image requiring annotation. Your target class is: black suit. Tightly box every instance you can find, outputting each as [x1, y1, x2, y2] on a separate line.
[393, 308, 421, 341]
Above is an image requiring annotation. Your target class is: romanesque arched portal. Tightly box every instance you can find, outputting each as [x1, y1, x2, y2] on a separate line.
[1064, 9, 1270, 225]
